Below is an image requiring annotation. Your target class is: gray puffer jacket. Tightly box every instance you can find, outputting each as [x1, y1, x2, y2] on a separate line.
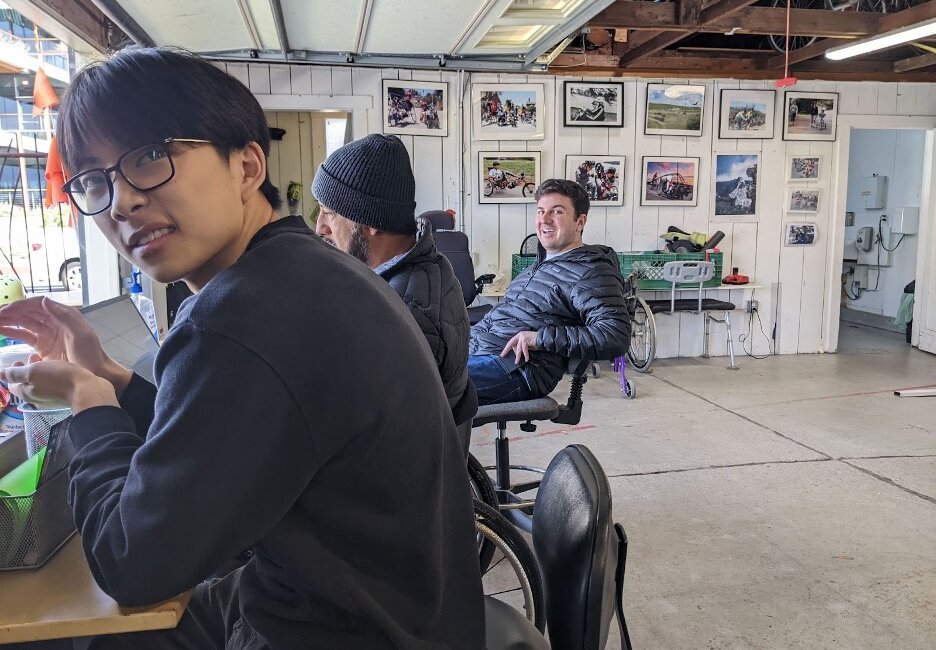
[380, 219, 477, 425]
[469, 244, 631, 398]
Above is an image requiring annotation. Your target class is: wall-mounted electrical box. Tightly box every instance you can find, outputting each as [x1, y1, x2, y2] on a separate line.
[890, 207, 919, 235]
[859, 175, 888, 209]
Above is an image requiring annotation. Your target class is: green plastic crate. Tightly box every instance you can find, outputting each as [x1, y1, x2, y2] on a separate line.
[513, 251, 723, 288]
[618, 251, 723, 289]
[512, 255, 537, 279]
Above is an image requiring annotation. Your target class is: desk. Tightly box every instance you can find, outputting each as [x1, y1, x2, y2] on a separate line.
[0, 537, 189, 644]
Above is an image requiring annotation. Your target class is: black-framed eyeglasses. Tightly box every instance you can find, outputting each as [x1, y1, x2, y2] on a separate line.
[62, 137, 213, 216]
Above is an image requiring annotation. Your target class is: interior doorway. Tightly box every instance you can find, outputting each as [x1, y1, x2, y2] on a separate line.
[838, 128, 927, 352]
[263, 110, 352, 227]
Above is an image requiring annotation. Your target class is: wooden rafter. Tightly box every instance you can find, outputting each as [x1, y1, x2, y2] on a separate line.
[894, 51, 936, 72]
[766, 1, 936, 68]
[592, 3, 877, 38]
[618, 0, 760, 67]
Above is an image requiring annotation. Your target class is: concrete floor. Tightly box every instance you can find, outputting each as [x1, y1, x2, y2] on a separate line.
[469, 322, 936, 649]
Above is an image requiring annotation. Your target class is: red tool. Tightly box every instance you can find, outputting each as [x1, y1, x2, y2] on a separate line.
[723, 267, 750, 285]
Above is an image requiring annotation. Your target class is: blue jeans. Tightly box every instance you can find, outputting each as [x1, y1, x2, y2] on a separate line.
[468, 354, 533, 406]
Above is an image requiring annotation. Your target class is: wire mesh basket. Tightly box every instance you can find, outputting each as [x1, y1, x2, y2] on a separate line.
[21, 405, 71, 459]
[0, 417, 76, 570]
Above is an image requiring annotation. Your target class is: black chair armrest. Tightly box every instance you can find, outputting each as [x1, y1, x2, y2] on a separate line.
[551, 359, 591, 426]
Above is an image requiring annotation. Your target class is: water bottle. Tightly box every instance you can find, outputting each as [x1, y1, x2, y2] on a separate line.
[128, 269, 159, 340]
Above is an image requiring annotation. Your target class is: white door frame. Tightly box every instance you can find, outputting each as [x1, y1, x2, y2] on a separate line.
[824, 115, 936, 352]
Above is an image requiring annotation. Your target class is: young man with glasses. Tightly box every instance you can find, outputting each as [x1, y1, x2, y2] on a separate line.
[0, 47, 483, 648]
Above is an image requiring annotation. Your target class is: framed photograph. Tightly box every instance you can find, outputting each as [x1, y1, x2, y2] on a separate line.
[783, 91, 838, 141]
[565, 156, 625, 206]
[788, 188, 820, 213]
[382, 80, 447, 137]
[718, 89, 775, 139]
[641, 157, 699, 206]
[713, 153, 759, 219]
[784, 222, 817, 246]
[563, 81, 624, 127]
[479, 151, 541, 204]
[645, 84, 705, 136]
[787, 155, 821, 182]
[472, 84, 544, 140]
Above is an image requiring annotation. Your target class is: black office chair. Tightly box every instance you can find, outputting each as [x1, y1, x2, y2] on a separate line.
[485, 445, 633, 650]
[471, 359, 591, 532]
[421, 210, 494, 325]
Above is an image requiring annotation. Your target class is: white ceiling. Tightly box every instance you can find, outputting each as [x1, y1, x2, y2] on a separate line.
[108, 0, 615, 70]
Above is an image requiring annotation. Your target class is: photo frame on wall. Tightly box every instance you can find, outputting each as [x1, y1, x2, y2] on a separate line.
[645, 84, 705, 137]
[479, 151, 541, 204]
[382, 80, 448, 137]
[788, 188, 820, 213]
[784, 222, 817, 246]
[565, 156, 625, 206]
[787, 155, 822, 182]
[641, 157, 699, 206]
[718, 89, 775, 139]
[472, 84, 545, 141]
[563, 81, 624, 127]
[783, 91, 838, 141]
[713, 153, 759, 220]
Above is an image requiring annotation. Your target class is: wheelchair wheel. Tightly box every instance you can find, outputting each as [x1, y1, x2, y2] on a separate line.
[468, 453, 499, 570]
[484, 179, 494, 197]
[627, 296, 656, 373]
[474, 499, 546, 633]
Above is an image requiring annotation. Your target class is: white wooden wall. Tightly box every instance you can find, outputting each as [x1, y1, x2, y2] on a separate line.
[231, 61, 936, 358]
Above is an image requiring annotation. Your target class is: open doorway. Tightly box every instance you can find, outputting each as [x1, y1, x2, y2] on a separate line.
[839, 129, 926, 353]
[264, 110, 352, 227]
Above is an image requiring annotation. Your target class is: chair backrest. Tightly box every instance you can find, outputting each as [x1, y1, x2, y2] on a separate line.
[434, 229, 477, 306]
[533, 445, 618, 650]
[662, 260, 715, 313]
[421, 210, 456, 231]
[661, 260, 714, 284]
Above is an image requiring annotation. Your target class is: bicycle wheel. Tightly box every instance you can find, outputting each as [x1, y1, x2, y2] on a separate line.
[767, 0, 824, 53]
[468, 453, 499, 571]
[484, 179, 494, 197]
[627, 296, 656, 373]
[522, 182, 536, 197]
[474, 499, 546, 633]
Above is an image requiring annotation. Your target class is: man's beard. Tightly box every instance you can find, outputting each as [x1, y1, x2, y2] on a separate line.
[348, 224, 370, 265]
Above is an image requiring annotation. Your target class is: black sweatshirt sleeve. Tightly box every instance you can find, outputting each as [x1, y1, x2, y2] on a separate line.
[117, 372, 156, 438]
[67, 323, 319, 606]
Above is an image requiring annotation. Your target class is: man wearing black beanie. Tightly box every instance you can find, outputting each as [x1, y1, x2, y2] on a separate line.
[313, 134, 478, 439]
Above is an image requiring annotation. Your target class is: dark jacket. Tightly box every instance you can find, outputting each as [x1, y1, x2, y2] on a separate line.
[379, 218, 477, 425]
[469, 243, 631, 397]
[67, 216, 485, 649]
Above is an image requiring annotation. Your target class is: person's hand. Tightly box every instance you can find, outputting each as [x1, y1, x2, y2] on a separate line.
[0, 297, 132, 396]
[500, 331, 538, 365]
[0, 357, 118, 413]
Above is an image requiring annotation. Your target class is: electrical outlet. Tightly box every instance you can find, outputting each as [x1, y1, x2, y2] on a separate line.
[745, 299, 758, 313]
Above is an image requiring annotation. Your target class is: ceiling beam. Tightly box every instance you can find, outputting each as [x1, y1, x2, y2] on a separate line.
[591, 3, 877, 38]
[894, 51, 936, 72]
[878, 0, 936, 33]
[618, 0, 760, 67]
[550, 54, 936, 81]
[767, 37, 839, 68]
[89, 0, 153, 46]
[679, 0, 702, 26]
[3, 0, 121, 54]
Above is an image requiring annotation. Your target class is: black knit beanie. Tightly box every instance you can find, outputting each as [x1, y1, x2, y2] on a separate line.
[311, 134, 417, 234]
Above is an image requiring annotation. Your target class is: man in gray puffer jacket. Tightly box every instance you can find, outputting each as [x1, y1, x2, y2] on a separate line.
[469, 179, 631, 405]
[313, 134, 477, 427]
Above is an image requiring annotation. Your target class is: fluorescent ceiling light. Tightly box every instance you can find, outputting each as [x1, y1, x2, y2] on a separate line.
[826, 17, 936, 60]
